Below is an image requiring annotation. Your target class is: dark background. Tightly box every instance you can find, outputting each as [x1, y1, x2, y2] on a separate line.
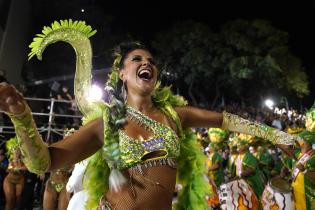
[27, 0, 315, 108]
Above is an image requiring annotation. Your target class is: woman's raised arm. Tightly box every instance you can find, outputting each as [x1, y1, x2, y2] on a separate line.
[0, 83, 103, 174]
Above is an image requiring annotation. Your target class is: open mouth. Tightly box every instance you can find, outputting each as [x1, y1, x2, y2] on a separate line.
[137, 68, 153, 81]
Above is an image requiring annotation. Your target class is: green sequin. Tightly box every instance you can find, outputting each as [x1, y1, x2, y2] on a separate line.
[117, 106, 180, 169]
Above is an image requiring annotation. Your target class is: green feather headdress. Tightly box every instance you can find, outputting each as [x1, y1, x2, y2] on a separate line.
[6, 137, 19, 160]
[208, 128, 228, 143]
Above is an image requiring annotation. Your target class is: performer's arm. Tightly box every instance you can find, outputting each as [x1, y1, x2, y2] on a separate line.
[0, 83, 103, 174]
[175, 106, 298, 145]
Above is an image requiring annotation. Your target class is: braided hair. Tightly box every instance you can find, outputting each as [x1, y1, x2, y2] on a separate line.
[84, 41, 153, 209]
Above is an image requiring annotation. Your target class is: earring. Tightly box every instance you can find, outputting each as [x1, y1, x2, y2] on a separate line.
[121, 82, 128, 103]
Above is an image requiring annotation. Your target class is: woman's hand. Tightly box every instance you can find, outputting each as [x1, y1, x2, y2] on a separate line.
[0, 82, 26, 115]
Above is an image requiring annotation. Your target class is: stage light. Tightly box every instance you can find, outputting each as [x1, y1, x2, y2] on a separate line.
[87, 85, 103, 102]
[264, 99, 274, 109]
[81, 8, 85, 13]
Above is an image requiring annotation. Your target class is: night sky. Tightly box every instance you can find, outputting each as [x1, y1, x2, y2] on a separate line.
[29, 0, 315, 107]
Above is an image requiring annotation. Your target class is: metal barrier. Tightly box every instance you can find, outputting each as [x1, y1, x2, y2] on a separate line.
[0, 97, 83, 145]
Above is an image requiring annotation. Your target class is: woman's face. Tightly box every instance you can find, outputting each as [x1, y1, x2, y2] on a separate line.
[119, 49, 158, 96]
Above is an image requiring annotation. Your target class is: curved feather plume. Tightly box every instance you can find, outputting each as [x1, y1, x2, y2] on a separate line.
[28, 19, 97, 116]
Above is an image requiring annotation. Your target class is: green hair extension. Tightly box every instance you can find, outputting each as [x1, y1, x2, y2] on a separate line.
[83, 49, 126, 209]
[82, 100, 125, 209]
[107, 53, 121, 87]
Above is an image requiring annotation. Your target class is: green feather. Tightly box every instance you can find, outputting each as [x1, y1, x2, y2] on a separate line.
[153, 89, 210, 210]
[5, 136, 19, 159]
[28, 19, 96, 61]
[84, 150, 110, 210]
[175, 130, 211, 210]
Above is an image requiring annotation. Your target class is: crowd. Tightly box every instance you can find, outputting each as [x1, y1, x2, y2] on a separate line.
[0, 102, 309, 209]
[0, 21, 313, 210]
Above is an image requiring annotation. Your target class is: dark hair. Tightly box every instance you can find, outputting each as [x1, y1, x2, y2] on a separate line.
[113, 41, 151, 69]
[106, 41, 155, 104]
[0, 75, 8, 83]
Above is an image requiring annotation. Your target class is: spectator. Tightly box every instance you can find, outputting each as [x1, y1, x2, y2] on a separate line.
[0, 148, 9, 206]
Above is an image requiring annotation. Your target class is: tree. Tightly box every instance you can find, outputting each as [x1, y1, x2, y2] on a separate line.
[152, 21, 219, 107]
[152, 19, 309, 108]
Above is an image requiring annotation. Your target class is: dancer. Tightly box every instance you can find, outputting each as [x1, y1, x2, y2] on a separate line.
[43, 166, 71, 210]
[0, 20, 298, 209]
[3, 137, 27, 210]
[291, 103, 315, 210]
[235, 139, 265, 199]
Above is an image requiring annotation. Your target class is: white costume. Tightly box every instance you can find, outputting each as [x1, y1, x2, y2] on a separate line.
[66, 160, 88, 210]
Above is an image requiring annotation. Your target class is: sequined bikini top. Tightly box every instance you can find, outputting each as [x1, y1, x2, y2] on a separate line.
[117, 106, 180, 170]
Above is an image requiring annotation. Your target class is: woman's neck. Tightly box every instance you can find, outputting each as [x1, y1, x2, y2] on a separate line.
[127, 94, 155, 113]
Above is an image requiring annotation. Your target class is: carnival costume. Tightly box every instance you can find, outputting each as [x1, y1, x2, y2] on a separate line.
[257, 146, 274, 179]
[227, 135, 239, 177]
[46, 167, 71, 193]
[207, 128, 227, 187]
[67, 159, 89, 210]
[291, 103, 315, 210]
[5, 137, 26, 185]
[205, 128, 227, 208]
[236, 140, 265, 199]
[5, 20, 300, 209]
[205, 142, 222, 208]
[206, 143, 223, 187]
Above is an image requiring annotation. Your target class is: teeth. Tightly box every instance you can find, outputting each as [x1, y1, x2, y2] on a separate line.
[138, 69, 152, 79]
[139, 69, 151, 75]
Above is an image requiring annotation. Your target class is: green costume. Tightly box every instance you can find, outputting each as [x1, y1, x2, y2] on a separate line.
[227, 153, 237, 177]
[236, 151, 265, 199]
[281, 154, 294, 171]
[259, 149, 274, 179]
[118, 106, 180, 170]
[291, 130, 315, 210]
[207, 151, 224, 187]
